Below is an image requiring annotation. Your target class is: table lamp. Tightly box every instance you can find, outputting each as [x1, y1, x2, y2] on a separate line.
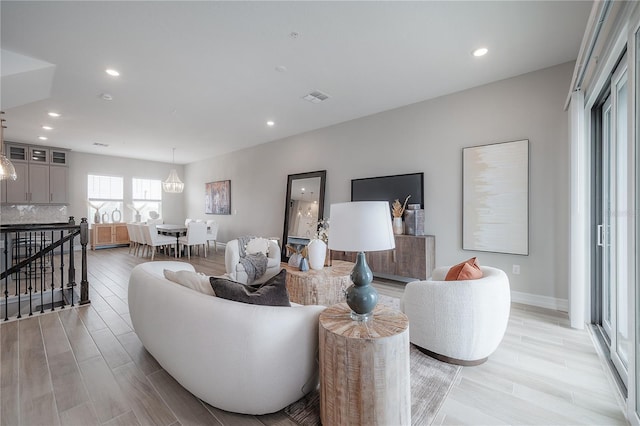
[328, 201, 396, 321]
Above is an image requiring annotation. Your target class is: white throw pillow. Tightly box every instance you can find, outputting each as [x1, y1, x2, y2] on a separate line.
[245, 237, 270, 256]
[163, 269, 215, 296]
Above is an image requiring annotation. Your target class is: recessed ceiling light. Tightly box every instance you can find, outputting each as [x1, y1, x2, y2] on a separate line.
[38, 136, 48, 141]
[100, 93, 113, 101]
[267, 121, 275, 127]
[275, 65, 288, 73]
[42, 125, 53, 130]
[105, 69, 120, 77]
[48, 112, 61, 117]
[472, 47, 488, 57]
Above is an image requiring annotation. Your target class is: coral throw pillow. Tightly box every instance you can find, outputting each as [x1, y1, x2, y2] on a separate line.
[445, 257, 483, 281]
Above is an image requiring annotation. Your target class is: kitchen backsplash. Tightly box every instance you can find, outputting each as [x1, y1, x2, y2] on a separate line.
[1, 205, 70, 224]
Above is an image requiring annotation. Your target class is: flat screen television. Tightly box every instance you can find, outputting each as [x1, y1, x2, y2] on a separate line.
[351, 172, 424, 210]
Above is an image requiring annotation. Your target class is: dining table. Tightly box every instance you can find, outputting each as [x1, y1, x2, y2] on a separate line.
[156, 224, 187, 256]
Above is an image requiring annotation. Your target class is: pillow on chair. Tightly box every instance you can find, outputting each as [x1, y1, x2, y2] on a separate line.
[164, 269, 216, 296]
[445, 257, 483, 281]
[245, 237, 270, 256]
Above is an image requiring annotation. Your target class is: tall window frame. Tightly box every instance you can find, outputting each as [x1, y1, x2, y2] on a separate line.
[87, 174, 124, 225]
[132, 177, 162, 222]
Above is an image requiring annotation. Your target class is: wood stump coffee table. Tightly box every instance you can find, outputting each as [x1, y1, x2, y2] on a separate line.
[280, 260, 353, 306]
[319, 303, 411, 425]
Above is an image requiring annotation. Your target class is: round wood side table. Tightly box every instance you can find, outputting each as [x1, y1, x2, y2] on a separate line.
[319, 302, 411, 425]
[281, 260, 353, 306]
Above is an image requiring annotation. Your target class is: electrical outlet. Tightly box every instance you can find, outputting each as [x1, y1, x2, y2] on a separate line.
[512, 264, 521, 275]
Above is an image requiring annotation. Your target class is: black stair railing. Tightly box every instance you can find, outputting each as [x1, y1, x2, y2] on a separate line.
[0, 217, 90, 321]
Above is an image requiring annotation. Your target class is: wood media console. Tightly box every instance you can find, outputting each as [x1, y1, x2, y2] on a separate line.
[331, 234, 435, 282]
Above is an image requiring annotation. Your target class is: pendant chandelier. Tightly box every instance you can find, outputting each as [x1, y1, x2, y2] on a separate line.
[162, 147, 184, 193]
[0, 111, 17, 181]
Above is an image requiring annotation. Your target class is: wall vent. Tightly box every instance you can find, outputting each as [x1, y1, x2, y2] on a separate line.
[303, 90, 330, 104]
[93, 142, 109, 147]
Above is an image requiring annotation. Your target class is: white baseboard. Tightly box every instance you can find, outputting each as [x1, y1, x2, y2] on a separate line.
[511, 291, 569, 313]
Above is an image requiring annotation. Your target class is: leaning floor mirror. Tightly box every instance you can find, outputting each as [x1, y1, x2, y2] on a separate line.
[281, 170, 327, 261]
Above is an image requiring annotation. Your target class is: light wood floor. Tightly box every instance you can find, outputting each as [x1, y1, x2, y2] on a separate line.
[0, 246, 629, 425]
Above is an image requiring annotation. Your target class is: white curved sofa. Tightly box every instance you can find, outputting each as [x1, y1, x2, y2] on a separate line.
[128, 261, 325, 415]
[225, 238, 281, 284]
[400, 265, 510, 365]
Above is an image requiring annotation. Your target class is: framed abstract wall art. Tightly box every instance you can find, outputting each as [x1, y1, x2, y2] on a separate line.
[463, 139, 529, 255]
[205, 180, 231, 215]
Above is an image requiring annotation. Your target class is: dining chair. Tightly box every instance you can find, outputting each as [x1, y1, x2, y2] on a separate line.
[133, 223, 147, 256]
[142, 224, 176, 260]
[178, 221, 208, 259]
[126, 223, 137, 254]
[206, 220, 219, 252]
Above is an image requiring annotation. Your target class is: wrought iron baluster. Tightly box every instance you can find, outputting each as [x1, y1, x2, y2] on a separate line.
[69, 230, 76, 307]
[58, 230, 65, 309]
[51, 230, 56, 309]
[3, 232, 8, 321]
[80, 219, 90, 305]
[15, 231, 21, 319]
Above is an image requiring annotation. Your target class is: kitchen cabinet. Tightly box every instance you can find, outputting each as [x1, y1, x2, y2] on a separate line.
[2, 142, 69, 205]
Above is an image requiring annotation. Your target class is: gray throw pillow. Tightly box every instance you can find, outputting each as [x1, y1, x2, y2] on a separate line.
[209, 269, 290, 306]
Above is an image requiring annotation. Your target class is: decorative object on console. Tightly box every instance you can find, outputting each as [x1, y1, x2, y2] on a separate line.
[111, 208, 122, 223]
[391, 195, 411, 235]
[463, 139, 529, 255]
[127, 203, 144, 222]
[162, 147, 184, 193]
[0, 111, 17, 181]
[328, 201, 395, 321]
[205, 179, 231, 214]
[404, 203, 425, 236]
[88, 201, 105, 224]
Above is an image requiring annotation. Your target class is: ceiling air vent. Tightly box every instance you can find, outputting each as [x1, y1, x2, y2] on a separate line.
[303, 90, 330, 104]
[93, 142, 109, 147]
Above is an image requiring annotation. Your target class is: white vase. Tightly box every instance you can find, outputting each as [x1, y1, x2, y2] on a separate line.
[393, 217, 404, 235]
[307, 239, 327, 270]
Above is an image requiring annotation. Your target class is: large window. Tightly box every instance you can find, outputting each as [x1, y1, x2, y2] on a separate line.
[132, 178, 162, 222]
[87, 175, 124, 225]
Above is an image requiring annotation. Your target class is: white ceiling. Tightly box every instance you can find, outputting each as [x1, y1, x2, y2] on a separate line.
[0, 1, 592, 165]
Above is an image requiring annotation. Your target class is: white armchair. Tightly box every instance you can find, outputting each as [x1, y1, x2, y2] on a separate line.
[401, 266, 510, 365]
[225, 238, 281, 285]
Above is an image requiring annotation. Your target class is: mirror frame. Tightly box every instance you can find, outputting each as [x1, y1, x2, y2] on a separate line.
[281, 170, 327, 261]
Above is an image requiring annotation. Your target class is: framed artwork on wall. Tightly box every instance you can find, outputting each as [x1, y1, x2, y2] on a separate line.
[205, 180, 231, 215]
[462, 139, 529, 255]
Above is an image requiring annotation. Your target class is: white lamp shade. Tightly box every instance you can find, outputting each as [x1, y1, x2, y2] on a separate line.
[328, 201, 395, 252]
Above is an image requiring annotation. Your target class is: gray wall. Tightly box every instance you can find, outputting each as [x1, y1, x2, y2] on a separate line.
[67, 152, 185, 224]
[185, 62, 572, 305]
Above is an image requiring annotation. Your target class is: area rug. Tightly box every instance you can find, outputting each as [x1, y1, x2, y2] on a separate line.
[285, 296, 461, 425]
